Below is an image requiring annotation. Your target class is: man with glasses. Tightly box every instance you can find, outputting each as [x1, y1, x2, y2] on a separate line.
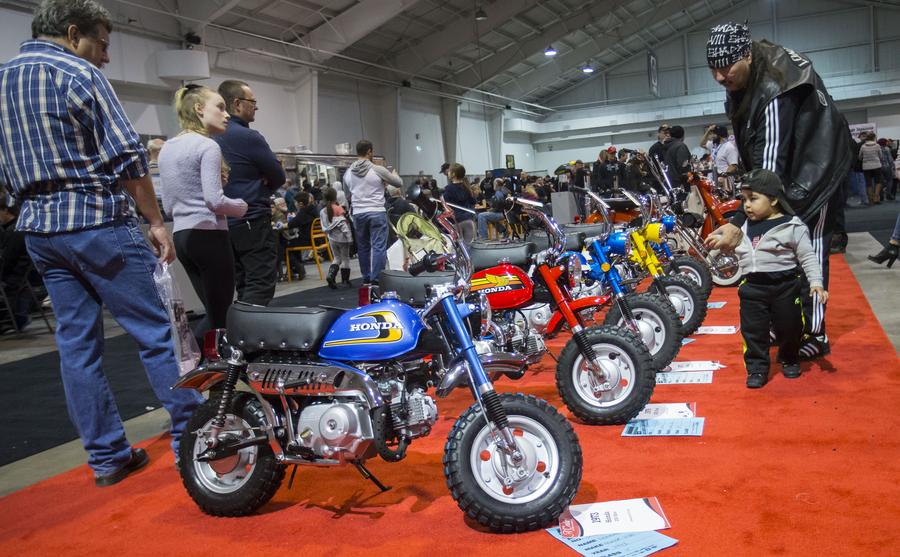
[0, 0, 202, 485]
[215, 80, 285, 305]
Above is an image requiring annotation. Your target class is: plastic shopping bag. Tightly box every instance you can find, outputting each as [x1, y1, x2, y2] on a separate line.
[153, 262, 200, 375]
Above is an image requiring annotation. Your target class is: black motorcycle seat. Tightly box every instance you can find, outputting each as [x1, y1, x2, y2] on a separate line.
[227, 302, 344, 352]
[526, 231, 586, 252]
[378, 269, 456, 306]
[469, 241, 535, 270]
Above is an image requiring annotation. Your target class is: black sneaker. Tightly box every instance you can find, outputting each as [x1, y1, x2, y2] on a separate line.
[94, 448, 149, 487]
[799, 334, 830, 360]
[782, 363, 801, 378]
[746, 373, 768, 389]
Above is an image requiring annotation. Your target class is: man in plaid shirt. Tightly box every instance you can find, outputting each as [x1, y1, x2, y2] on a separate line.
[0, 0, 201, 486]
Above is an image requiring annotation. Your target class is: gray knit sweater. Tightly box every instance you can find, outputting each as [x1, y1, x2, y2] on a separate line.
[158, 132, 247, 232]
[736, 216, 823, 288]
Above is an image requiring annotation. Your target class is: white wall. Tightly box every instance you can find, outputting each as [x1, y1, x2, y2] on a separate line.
[458, 108, 493, 175]
[316, 74, 397, 162]
[398, 91, 445, 177]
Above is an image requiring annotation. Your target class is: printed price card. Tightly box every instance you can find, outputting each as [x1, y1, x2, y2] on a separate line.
[633, 403, 697, 420]
[559, 498, 671, 537]
[546, 528, 678, 557]
[622, 418, 705, 437]
[655, 371, 713, 384]
[695, 325, 738, 334]
[663, 361, 725, 372]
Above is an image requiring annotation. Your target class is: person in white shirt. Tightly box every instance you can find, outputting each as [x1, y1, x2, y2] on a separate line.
[701, 124, 740, 194]
[343, 139, 403, 285]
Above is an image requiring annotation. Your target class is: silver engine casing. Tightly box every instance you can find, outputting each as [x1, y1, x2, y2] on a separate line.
[493, 303, 548, 364]
[389, 388, 438, 439]
[295, 401, 374, 460]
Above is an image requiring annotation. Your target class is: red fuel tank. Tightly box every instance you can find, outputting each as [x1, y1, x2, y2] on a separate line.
[470, 263, 534, 309]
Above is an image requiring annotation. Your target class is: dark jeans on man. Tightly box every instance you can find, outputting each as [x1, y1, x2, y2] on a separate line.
[173, 228, 235, 334]
[353, 211, 388, 284]
[228, 216, 277, 306]
[24, 219, 203, 475]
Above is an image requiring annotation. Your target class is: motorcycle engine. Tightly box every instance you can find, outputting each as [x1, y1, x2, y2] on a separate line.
[503, 304, 549, 363]
[389, 388, 438, 439]
[295, 401, 373, 460]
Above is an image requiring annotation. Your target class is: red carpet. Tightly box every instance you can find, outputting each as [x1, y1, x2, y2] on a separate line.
[1, 256, 898, 556]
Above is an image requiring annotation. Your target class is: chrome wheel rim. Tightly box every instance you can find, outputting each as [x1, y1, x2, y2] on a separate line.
[677, 265, 704, 288]
[192, 414, 258, 494]
[666, 284, 694, 323]
[618, 309, 666, 355]
[571, 341, 638, 408]
[470, 415, 560, 504]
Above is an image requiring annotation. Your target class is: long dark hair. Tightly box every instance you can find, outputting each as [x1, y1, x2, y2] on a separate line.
[729, 41, 785, 124]
[323, 187, 338, 220]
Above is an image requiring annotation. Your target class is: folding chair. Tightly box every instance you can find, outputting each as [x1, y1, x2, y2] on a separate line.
[285, 218, 333, 281]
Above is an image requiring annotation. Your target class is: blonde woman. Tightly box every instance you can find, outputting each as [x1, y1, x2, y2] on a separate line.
[158, 84, 247, 335]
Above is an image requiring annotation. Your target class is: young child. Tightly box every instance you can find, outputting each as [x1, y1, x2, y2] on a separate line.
[320, 187, 354, 289]
[735, 169, 829, 388]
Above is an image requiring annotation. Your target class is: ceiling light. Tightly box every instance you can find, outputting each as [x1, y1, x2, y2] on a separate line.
[582, 65, 594, 74]
[545, 45, 557, 57]
[475, 7, 487, 21]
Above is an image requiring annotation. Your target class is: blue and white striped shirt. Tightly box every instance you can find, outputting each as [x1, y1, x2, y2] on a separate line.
[0, 40, 147, 233]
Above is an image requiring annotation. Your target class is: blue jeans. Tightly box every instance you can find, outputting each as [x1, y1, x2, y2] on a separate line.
[849, 171, 868, 205]
[478, 211, 505, 238]
[353, 211, 388, 283]
[25, 219, 203, 476]
[892, 211, 900, 243]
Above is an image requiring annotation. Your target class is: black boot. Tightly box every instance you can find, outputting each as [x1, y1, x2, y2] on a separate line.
[340, 268, 352, 288]
[868, 244, 899, 268]
[326, 264, 339, 289]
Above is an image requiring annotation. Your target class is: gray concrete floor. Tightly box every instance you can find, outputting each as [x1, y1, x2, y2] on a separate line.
[0, 230, 897, 498]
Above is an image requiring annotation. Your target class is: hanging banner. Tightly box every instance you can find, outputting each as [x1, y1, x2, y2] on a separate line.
[849, 123, 876, 138]
[647, 51, 659, 98]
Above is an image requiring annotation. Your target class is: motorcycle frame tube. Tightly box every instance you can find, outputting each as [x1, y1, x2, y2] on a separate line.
[584, 238, 626, 297]
[539, 262, 611, 335]
[629, 230, 664, 277]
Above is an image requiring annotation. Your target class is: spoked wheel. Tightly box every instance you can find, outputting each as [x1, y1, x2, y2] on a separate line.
[444, 394, 582, 533]
[179, 394, 285, 516]
[655, 275, 707, 336]
[604, 292, 683, 369]
[709, 249, 742, 287]
[556, 325, 655, 424]
[670, 256, 713, 300]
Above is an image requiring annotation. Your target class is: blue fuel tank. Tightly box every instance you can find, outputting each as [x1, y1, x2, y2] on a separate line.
[318, 299, 425, 361]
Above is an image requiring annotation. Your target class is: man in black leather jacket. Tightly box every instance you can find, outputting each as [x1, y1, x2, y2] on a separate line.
[704, 22, 852, 359]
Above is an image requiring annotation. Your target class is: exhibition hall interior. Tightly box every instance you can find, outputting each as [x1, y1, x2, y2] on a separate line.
[0, 0, 899, 555]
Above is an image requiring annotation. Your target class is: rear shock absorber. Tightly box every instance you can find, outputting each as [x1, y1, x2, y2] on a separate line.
[212, 348, 245, 430]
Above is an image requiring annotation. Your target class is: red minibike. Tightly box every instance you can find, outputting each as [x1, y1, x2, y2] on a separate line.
[468, 198, 654, 425]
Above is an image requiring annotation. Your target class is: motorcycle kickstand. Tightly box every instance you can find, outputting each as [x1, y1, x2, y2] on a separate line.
[352, 460, 392, 493]
[287, 464, 299, 489]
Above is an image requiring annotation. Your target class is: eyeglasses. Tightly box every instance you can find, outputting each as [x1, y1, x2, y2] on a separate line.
[237, 98, 258, 106]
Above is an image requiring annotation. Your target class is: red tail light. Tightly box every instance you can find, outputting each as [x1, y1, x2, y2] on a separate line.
[358, 285, 372, 306]
[203, 328, 226, 360]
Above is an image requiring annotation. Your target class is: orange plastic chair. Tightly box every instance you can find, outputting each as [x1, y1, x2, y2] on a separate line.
[285, 218, 333, 281]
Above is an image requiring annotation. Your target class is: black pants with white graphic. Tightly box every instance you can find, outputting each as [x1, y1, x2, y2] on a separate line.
[739, 275, 802, 374]
[799, 191, 840, 338]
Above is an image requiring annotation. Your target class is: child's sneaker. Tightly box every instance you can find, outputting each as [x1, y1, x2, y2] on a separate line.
[782, 363, 801, 378]
[746, 373, 768, 389]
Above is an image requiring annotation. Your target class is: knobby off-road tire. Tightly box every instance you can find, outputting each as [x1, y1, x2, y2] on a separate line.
[655, 275, 707, 336]
[179, 393, 285, 517]
[671, 255, 713, 300]
[556, 325, 655, 425]
[443, 393, 582, 533]
[604, 292, 683, 370]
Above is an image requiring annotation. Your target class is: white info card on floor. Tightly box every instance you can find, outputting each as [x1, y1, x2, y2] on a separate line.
[664, 361, 725, 372]
[695, 325, 739, 334]
[633, 402, 697, 420]
[559, 497, 671, 537]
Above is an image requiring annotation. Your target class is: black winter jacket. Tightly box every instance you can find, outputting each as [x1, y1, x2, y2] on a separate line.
[727, 41, 851, 225]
